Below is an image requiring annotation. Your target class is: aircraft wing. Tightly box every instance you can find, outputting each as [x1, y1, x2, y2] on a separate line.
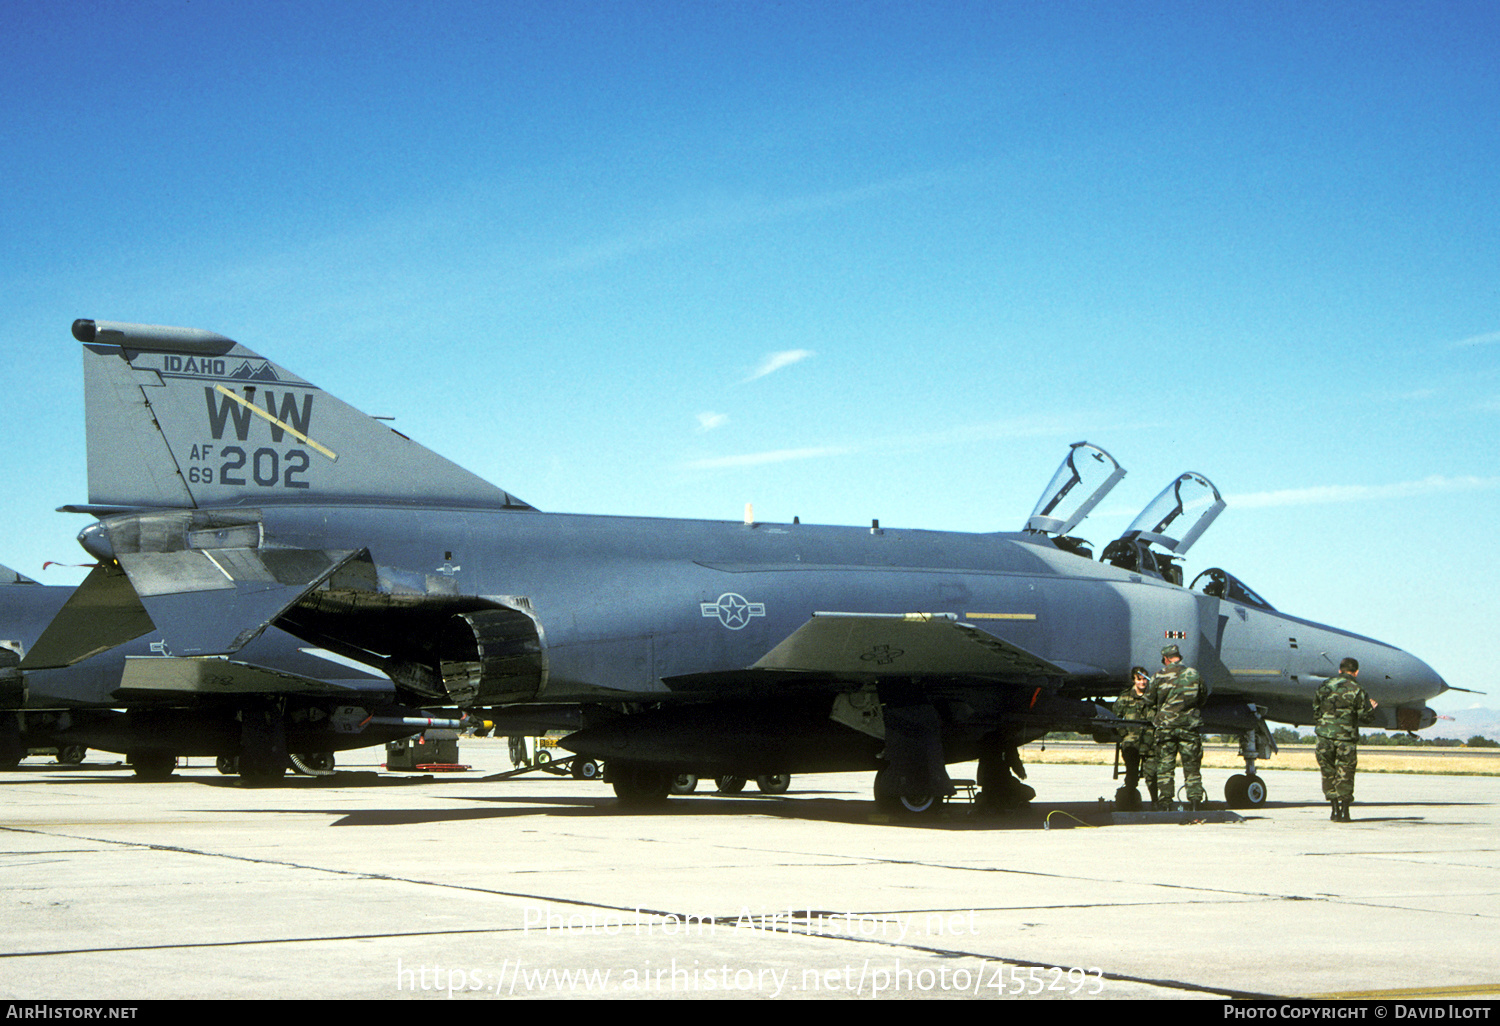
[752, 612, 1071, 679]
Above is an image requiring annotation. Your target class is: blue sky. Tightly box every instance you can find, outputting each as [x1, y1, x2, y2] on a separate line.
[3, 1, 1497, 733]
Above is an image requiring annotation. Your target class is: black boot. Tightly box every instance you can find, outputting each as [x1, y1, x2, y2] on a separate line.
[1330, 800, 1339, 821]
[1339, 799, 1352, 822]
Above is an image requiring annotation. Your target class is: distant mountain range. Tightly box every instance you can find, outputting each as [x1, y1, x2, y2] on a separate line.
[1428, 704, 1500, 743]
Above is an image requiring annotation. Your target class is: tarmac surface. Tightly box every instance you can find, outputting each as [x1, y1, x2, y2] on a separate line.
[2, 738, 1497, 1001]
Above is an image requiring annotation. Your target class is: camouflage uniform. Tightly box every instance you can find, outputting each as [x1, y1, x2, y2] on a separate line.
[1313, 673, 1376, 804]
[1113, 684, 1154, 793]
[1151, 655, 1206, 806]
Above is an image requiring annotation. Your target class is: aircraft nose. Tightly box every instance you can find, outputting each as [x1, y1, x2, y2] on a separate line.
[1410, 653, 1448, 698]
[1382, 646, 1447, 699]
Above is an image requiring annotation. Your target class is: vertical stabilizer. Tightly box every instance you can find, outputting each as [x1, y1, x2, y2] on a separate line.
[74, 319, 532, 512]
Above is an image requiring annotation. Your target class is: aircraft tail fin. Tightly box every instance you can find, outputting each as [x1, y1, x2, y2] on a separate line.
[74, 319, 532, 512]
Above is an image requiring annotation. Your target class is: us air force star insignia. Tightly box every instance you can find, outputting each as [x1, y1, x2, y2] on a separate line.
[700, 593, 766, 630]
[860, 645, 904, 665]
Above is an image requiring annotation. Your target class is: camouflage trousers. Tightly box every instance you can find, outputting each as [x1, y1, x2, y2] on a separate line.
[1154, 729, 1205, 804]
[1316, 738, 1359, 800]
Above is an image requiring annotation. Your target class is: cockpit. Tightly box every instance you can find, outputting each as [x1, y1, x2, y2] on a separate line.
[1100, 472, 1225, 586]
[1024, 446, 1229, 588]
[1189, 568, 1275, 611]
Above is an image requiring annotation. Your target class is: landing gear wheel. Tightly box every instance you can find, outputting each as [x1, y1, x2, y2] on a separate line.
[611, 762, 672, 805]
[715, 775, 746, 794]
[670, 773, 699, 794]
[755, 774, 790, 794]
[289, 753, 335, 776]
[1115, 785, 1142, 812]
[217, 756, 240, 775]
[56, 745, 86, 765]
[571, 758, 603, 780]
[875, 792, 942, 816]
[129, 752, 177, 781]
[1225, 773, 1267, 808]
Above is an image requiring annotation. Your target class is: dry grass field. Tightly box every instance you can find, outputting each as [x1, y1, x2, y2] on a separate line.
[1022, 740, 1500, 775]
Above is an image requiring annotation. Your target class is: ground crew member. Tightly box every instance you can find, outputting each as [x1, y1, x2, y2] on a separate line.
[1314, 657, 1378, 821]
[1151, 644, 1207, 809]
[1114, 666, 1154, 806]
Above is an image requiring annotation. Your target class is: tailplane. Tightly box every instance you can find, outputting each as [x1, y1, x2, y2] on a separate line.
[0, 564, 39, 586]
[74, 319, 532, 511]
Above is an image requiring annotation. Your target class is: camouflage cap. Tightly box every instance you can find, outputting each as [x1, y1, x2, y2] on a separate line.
[1161, 644, 1181, 659]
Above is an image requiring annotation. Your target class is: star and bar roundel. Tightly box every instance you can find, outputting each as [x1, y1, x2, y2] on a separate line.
[700, 593, 766, 630]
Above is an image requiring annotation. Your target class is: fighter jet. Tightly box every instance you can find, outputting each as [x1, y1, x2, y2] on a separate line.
[2, 559, 452, 779]
[23, 320, 1448, 811]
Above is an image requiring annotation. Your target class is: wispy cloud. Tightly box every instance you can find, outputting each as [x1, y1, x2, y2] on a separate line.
[696, 411, 729, 432]
[1229, 475, 1500, 510]
[552, 174, 938, 276]
[745, 349, 814, 382]
[1449, 330, 1500, 349]
[683, 446, 853, 470]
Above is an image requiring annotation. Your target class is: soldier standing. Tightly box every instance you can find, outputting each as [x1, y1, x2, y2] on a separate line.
[1314, 657, 1378, 821]
[1151, 644, 1207, 809]
[1114, 666, 1155, 806]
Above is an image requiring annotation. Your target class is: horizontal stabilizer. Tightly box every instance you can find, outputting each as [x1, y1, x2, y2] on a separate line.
[752, 612, 1069, 680]
[21, 545, 360, 668]
[116, 656, 376, 696]
[21, 563, 155, 669]
[118, 546, 360, 656]
[0, 564, 39, 585]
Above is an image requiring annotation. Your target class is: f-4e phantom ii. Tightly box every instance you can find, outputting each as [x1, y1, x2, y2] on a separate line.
[21, 319, 1448, 812]
[1, 561, 466, 780]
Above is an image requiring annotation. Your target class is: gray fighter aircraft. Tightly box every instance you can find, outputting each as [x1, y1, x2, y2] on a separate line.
[2, 560, 449, 779]
[22, 320, 1449, 811]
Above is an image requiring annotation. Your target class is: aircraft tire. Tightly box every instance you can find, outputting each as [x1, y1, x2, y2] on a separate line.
[1224, 773, 1268, 808]
[129, 752, 177, 781]
[1115, 785, 1142, 812]
[56, 745, 87, 765]
[611, 762, 672, 805]
[216, 756, 240, 775]
[755, 774, 790, 794]
[875, 792, 942, 816]
[670, 773, 699, 794]
[571, 758, 603, 780]
[240, 750, 288, 784]
[715, 775, 746, 794]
